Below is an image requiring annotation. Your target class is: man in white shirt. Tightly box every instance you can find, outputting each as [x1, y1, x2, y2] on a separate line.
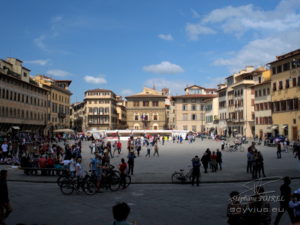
[1, 142, 9, 159]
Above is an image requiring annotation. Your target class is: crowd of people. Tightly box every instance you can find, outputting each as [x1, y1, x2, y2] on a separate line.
[227, 176, 300, 225]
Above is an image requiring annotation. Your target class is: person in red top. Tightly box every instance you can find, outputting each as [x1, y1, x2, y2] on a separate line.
[46, 156, 55, 175]
[210, 152, 217, 172]
[117, 141, 122, 154]
[38, 155, 47, 175]
[119, 158, 127, 189]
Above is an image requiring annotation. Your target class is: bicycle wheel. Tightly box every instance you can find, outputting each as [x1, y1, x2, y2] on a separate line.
[60, 178, 74, 195]
[171, 172, 183, 184]
[83, 180, 97, 195]
[124, 175, 131, 189]
[109, 173, 121, 192]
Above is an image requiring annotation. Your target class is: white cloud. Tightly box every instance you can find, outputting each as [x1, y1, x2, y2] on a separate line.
[121, 89, 134, 96]
[25, 59, 49, 66]
[84, 75, 107, 84]
[47, 69, 71, 77]
[34, 35, 48, 52]
[213, 29, 300, 72]
[144, 78, 187, 95]
[186, 23, 216, 40]
[186, 0, 300, 39]
[158, 34, 173, 41]
[143, 61, 184, 74]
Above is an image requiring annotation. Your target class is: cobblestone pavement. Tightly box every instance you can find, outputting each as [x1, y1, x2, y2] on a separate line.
[6, 179, 300, 225]
[4, 138, 300, 183]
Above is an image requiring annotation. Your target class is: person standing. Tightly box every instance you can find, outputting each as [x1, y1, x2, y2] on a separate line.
[221, 140, 225, 151]
[201, 152, 209, 173]
[0, 170, 12, 225]
[119, 158, 128, 189]
[256, 152, 266, 178]
[277, 142, 282, 159]
[274, 176, 295, 225]
[153, 143, 159, 157]
[247, 148, 254, 173]
[127, 152, 135, 175]
[216, 149, 222, 170]
[1, 142, 8, 160]
[191, 155, 201, 186]
[210, 151, 217, 172]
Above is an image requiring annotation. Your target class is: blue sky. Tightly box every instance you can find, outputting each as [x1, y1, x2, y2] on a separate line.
[1, 0, 300, 102]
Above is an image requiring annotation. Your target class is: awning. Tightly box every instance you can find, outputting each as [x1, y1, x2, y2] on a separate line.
[272, 125, 278, 130]
[282, 125, 288, 129]
[53, 129, 75, 134]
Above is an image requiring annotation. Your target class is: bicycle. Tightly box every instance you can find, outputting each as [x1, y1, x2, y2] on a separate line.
[57, 169, 72, 187]
[88, 165, 121, 192]
[171, 166, 193, 184]
[60, 172, 97, 195]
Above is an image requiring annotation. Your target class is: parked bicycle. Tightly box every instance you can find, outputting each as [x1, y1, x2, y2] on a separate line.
[225, 143, 245, 152]
[60, 171, 97, 195]
[171, 166, 193, 184]
[87, 165, 121, 192]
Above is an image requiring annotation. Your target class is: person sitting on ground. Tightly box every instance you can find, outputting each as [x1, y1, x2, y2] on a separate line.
[110, 202, 133, 225]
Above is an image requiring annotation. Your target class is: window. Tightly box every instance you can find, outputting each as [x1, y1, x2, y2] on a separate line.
[272, 67, 277, 75]
[281, 100, 286, 111]
[152, 101, 159, 107]
[294, 98, 299, 109]
[293, 78, 297, 87]
[183, 125, 188, 130]
[255, 91, 258, 97]
[191, 114, 197, 120]
[153, 114, 158, 120]
[182, 114, 187, 120]
[192, 126, 196, 132]
[267, 88, 270, 95]
[23, 72, 27, 77]
[133, 101, 139, 107]
[298, 76, 300, 87]
[277, 65, 282, 73]
[134, 115, 139, 120]
[273, 82, 277, 91]
[182, 105, 187, 111]
[191, 105, 196, 111]
[258, 90, 261, 96]
[283, 62, 290, 71]
[286, 79, 290, 89]
[143, 101, 149, 107]
[263, 89, 266, 96]
[279, 81, 283, 90]
[258, 77, 261, 84]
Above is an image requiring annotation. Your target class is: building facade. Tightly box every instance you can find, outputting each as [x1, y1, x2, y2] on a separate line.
[34, 75, 72, 133]
[126, 87, 167, 130]
[269, 49, 300, 141]
[84, 89, 118, 130]
[204, 96, 219, 134]
[0, 58, 48, 134]
[252, 69, 272, 139]
[217, 84, 228, 136]
[70, 102, 85, 132]
[173, 85, 217, 132]
[226, 66, 257, 137]
[116, 96, 128, 129]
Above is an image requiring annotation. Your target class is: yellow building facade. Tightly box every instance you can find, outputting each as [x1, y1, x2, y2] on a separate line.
[34, 75, 72, 133]
[269, 49, 300, 141]
[126, 87, 167, 130]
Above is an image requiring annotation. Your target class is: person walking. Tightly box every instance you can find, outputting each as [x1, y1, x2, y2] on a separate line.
[145, 142, 151, 158]
[117, 140, 122, 155]
[153, 143, 159, 157]
[0, 170, 12, 225]
[127, 151, 135, 175]
[221, 140, 225, 151]
[191, 155, 201, 186]
[274, 176, 295, 225]
[216, 149, 222, 170]
[277, 142, 282, 159]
